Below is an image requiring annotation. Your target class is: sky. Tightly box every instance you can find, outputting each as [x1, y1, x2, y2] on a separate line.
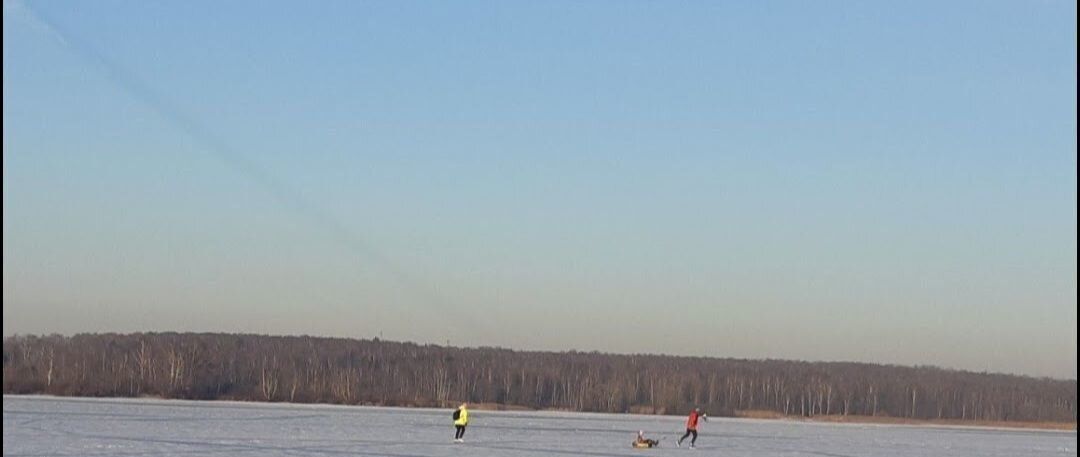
[3, 1, 1076, 379]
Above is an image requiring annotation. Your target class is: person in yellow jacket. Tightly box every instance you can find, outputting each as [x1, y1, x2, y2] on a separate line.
[453, 403, 469, 442]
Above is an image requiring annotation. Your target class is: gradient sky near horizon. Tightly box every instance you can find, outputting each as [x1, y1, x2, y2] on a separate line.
[4, 1, 1076, 379]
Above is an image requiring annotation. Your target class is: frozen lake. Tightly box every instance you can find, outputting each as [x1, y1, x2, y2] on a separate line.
[3, 395, 1075, 456]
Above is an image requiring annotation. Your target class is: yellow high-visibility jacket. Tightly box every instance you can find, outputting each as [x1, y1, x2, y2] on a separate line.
[454, 408, 469, 426]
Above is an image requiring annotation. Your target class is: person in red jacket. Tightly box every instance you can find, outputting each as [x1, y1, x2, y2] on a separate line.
[676, 408, 706, 448]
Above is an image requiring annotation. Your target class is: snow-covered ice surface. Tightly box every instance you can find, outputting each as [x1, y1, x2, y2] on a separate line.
[3, 395, 1075, 456]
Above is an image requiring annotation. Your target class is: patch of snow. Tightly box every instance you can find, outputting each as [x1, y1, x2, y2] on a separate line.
[4, 395, 1076, 456]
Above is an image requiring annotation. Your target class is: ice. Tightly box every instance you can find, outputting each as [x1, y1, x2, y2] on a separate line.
[4, 395, 1076, 456]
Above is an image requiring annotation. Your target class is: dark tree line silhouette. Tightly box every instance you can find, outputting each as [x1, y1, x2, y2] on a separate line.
[3, 333, 1075, 423]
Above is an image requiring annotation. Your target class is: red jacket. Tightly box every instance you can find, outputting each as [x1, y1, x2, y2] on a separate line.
[686, 410, 701, 430]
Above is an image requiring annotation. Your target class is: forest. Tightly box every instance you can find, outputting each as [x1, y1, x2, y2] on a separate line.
[3, 332, 1075, 423]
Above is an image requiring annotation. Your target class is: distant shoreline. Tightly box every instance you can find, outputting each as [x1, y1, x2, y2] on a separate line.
[6, 333, 1075, 428]
[503, 403, 1078, 432]
[729, 409, 1077, 431]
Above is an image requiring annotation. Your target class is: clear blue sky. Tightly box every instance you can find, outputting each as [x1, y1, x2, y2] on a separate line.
[4, 0, 1076, 378]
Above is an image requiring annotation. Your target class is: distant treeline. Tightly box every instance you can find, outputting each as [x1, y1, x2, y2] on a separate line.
[3, 333, 1075, 423]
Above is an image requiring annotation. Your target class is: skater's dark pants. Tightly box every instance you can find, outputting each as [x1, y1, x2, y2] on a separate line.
[455, 425, 466, 439]
[679, 428, 697, 445]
